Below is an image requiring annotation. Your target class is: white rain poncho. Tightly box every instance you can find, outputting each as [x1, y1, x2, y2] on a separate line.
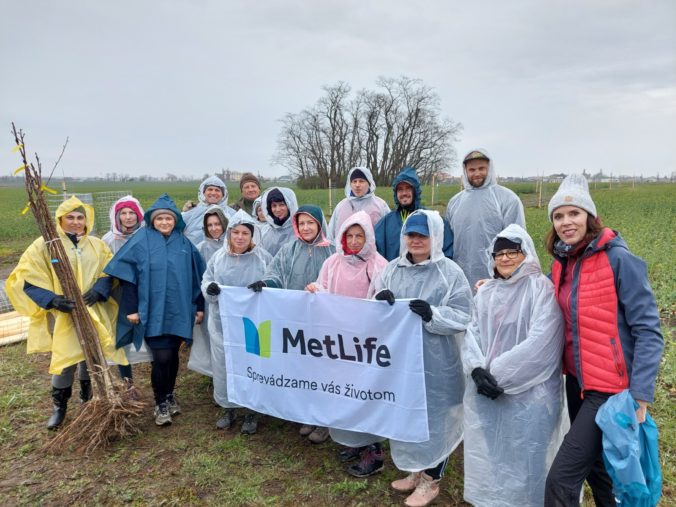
[259, 187, 298, 257]
[188, 206, 230, 376]
[373, 209, 472, 471]
[445, 149, 525, 288]
[262, 205, 333, 290]
[313, 210, 389, 447]
[101, 196, 152, 365]
[201, 210, 272, 408]
[462, 224, 566, 507]
[327, 167, 390, 241]
[182, 175, 236, 245]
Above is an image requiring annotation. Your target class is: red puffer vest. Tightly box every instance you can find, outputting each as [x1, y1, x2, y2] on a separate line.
[552, 228, 629, 394]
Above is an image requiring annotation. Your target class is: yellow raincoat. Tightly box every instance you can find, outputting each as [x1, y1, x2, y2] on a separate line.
[5, 196, 127, 374]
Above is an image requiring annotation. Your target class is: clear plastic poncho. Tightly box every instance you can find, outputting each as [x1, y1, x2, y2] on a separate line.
[327, 167, 390, 242]
[188, 206, 230, 376]
[462, 224, 566, 507]
[200, 210, 272, 408]
[262, 205, 333, 290]
[182, 175, 236, 245]
[259, 186, 298, 257]
[101, 195, 145, 254]
[373, 209, 472, 471]
[445, 149, 525, 288]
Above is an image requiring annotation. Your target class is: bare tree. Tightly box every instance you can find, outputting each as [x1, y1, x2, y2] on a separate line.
[275, 77, 462, 186]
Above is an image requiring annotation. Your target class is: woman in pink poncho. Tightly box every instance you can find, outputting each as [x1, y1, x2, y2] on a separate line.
[306, 210, 389, 477]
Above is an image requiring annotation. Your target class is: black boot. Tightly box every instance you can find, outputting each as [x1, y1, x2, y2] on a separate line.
[79, 380, 92, 403]
[47, 386, 72, 430]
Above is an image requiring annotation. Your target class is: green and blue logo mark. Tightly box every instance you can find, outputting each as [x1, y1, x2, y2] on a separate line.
[243, 318, 271, 357]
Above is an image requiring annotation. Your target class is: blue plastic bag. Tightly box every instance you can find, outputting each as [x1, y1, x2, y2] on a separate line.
[595, 390, 662, 506]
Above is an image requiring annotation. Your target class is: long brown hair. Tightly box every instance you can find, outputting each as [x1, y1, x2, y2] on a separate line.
[545, 214, 604, 257]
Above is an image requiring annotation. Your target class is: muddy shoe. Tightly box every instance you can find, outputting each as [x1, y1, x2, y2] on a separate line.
[47, 386, 71, 430]
[404, 473, 439, 507]
[307, 426, 330, 444]
[391, 471, 422, 493]
[166, 393, 181, 416]
[154, 402, 172, 426]
[216, 408, 236, 429]
[240, 413, 259, 435]
[338, 446, 362, 463]
[347, 445, 384, 478]
[299, 424, 315, 436]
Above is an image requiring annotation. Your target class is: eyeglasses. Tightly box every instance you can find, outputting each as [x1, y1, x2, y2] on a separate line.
[492, 249, 522, 260]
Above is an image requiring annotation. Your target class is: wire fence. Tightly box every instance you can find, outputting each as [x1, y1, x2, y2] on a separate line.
[47, 190, 132, 235]
[0, 281, 13, 314]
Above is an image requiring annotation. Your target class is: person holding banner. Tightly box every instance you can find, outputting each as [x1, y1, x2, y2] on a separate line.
[462, 224, 566, 507]
[258, 186, 298, 256]
[202, 210, 272, 434]
[305, 210, 389, 476]
[105, 194, 205, 427]
[248, 204, 333, 443]
[373, 209, 472, 507]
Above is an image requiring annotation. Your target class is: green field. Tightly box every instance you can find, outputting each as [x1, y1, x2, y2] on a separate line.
[0, 180, 674, 505]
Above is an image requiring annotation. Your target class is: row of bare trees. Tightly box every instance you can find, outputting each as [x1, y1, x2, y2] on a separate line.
[275, 77, 462, 187]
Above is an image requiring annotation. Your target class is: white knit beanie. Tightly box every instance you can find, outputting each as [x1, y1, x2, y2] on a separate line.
[547, 174, 597, 221]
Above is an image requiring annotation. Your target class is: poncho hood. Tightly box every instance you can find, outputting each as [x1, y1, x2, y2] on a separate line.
[225, 209, 263, 253]
[260, 186, 298, 229]
[398, 210, 446, 265]
[392, 167, 422, 209]
[344, 166, 377, 200]
[484, 224, 541, 283]
[56, 196, 95, 237]
[198, 175, 229, 206]
[461, 148, 497, 190]
[293, 205, 330, 246]
[336, 210, 377, 258]
[145, 193, 186, 232]
[201, 205, 229, 240]
[108, 195, 144, 237]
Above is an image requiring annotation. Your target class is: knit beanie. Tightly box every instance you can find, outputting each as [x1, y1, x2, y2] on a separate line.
[150, 208, 177, 223]
[547, 174, 597, 221]
[350, 169, 368, 181]
[240, 172, 261, 191]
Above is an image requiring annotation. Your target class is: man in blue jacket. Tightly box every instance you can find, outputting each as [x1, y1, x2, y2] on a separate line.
[374, 167, 453, 261]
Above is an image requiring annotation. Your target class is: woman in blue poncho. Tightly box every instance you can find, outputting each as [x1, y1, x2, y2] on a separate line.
[105, 194, 205, 427]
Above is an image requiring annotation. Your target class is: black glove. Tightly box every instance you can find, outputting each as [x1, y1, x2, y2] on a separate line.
[247, 280, 266, 292]
[375, 289, 395, 305]
[206, 282, 221, 296]
[51, 295, 75, 313]
[409, 299, 433, 322]
[82, 289, 103, 306]
[471, 367, 504, 400]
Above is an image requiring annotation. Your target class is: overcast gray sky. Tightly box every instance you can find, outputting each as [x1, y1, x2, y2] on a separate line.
[1, 0, 674, 179]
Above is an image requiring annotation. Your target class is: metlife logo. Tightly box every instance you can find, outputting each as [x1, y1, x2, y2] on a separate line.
[242, 317, 271, 358]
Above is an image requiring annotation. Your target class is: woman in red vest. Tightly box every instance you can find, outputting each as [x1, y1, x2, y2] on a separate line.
[543, 175, 663, 506]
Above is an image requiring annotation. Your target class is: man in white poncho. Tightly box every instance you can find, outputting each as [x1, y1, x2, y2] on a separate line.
[462, 224, 566, 507]
[373, 210, 472, 507]
[445, 149, 525, 288]
[182, 175, 236, 245]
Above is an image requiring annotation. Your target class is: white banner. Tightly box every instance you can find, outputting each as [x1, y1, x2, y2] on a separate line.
[219, 286, 429, 443]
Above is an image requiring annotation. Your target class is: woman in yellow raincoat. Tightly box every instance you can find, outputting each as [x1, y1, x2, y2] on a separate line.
[6, 196, 127, 429]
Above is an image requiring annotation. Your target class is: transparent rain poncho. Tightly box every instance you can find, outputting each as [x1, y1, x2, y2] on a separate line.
[445, 149, 525, 288]
[373, 209, 472, 471]
[311, 210, 389, 447]
[262, 205, 333, 290]
[182, 175, 236, 245]
[188, 206, 230, 376]
[258, 187, 298, 257]
[101, 195, 145, 255]
[200, 210, 272, 408]
[462, 224, 566, 507]
[327, 167, 390, 242]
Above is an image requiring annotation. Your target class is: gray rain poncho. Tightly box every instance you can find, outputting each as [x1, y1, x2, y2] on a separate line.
[200, 210, 272, 408]
[262, 205, 333, 290]
[445, 149, 525, 288]
[188, 206, 230, 376]
[373, 209, 472, 471]
[182, 175, 236, 245]
[327, 166, 390, 241]
[259, 187, 298, 257]
[462, 224, 566, 507]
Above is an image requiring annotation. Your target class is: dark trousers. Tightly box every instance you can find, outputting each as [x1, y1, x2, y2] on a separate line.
[150, 343, 181, 405]
[425, 455, 450, 481]
[544, 376, 615, 506]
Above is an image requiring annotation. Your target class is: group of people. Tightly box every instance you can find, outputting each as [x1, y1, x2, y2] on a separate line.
[6, 149, 663, 507]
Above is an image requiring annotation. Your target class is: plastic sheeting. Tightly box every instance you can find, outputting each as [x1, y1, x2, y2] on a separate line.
[182, 176, 236, 245]
[373, 209, 472, 471]
[200, 210, 272, 408]
[259, 187, 298, 257]
[461, 224, 566, 506]
[445, 149, 525, 288]
[262, 206, 333, 290]
[327, 167, 390, 242]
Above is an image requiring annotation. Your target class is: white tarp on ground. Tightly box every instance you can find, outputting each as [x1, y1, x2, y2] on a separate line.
[219, 286, 428, 443]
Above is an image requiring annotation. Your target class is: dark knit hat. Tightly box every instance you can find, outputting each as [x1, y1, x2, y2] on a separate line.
[240, 172, 261, 191]
[493, 237, 522, 253]
[350, 169, 368, 181]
